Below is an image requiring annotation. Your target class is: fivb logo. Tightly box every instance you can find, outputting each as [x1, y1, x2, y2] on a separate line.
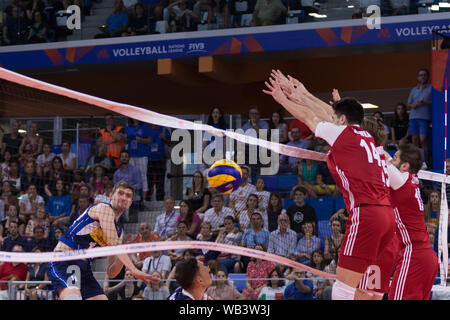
[365, 5, 381, 30]
[170, 122, 280, 175]
[65, 5, 81, 30]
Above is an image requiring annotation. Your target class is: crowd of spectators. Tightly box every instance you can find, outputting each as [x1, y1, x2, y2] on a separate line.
[0, 67, 444, 299]
[1, 0, 435, 45]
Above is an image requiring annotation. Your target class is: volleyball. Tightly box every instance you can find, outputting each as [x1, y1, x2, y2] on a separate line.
[207, 160, 242, 194]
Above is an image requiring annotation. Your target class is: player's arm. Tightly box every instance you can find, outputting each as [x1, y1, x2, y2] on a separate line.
[384, 152, 408, 190]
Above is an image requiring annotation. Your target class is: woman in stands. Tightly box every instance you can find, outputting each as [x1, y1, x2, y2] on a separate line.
[176, 200, 202, 239]
[254, 178, 270, 212]
[185, 170, 211, 214]
[242, 245, 275, 300]
[168, 221, 193, 264]
[142, 270, 170, 300]
[258, 268, 286, 300]
[266, 192, 285, 232]
[307, 249, 332, 300]
[391, 103, 409, 147]
[206, 268, 246, 300]
[238, 193, 268, 230]
[324, 218, 343, 264]
[424, 190, 441, 244]
[295, 221, 321, 266]
[269, 109, 288, 144]
[18, 122, 43, 165]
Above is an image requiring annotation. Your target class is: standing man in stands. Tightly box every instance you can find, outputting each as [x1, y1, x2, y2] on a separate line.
[99, 113, 126, 169]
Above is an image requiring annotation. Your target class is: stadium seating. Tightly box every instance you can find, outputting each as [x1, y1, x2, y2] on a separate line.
[305, 196, 334, 221]
[254, 175, 279, 191]
[228, 273, 247, 292]
[317, 220, 332, 251]
[334, 196, 345, 212]
[278, 175, 298, 192]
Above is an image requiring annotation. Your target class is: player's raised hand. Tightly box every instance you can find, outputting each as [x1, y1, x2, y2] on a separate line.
[330, 88, 341, 105]
[263, 76, 289, 106]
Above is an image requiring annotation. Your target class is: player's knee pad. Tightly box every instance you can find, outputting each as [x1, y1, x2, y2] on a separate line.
[332, 280, 356, 300]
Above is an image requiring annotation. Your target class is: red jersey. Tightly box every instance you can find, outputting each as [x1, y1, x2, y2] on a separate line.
[316, 123, 391, 211]
[389, 172, 430, 250]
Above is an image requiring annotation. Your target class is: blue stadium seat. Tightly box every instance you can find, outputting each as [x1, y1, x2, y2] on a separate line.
[228, 273, 247, 292]
[305, 196, 334, 221]
[317, 220, 332, 251]
[259, 176, 279, 191]
[278, 175, 298, 191]
[283, 197, 295, 209]
[334, 196, 345, 212]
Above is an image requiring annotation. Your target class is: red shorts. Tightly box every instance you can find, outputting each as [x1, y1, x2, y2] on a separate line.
[358, 233, 400, 293]
[338, 205, 396, 274]
[388, 246, 438, 300]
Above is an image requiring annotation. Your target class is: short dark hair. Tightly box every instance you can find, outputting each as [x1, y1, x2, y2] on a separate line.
[293, 186, 307, 196]
[33, 225, 44, 233]
[111, 180, 135, 196]
[175, 257, 199, 290]
[333, 97, 364, 125]
[120, 150, 130, 157]
[398, 143, 423, 174]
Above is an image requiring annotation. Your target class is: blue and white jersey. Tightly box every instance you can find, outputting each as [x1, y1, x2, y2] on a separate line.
[58, 202, 123, 250]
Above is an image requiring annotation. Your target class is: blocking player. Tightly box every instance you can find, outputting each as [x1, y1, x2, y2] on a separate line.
[264, 71, 396, 300]
[47, 180, 157, 300]
[385, 143, 439, 300]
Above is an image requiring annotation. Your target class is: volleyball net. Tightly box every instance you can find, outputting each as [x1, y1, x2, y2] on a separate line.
[0, 67, 448, 284]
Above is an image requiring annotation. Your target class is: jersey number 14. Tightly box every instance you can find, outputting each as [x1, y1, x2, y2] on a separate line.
[360, 139, 390, 188]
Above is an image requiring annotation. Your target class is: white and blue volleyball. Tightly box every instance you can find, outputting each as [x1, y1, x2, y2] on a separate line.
[207, 160, 242, 194]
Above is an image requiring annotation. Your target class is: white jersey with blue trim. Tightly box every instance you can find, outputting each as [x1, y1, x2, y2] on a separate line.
[59, 202, 123, 250]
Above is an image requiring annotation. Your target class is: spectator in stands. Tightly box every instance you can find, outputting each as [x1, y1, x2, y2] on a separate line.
[123, 0, 138, 14]
[254, 177, 270, 212]
[168, 220, 192, 264]
[295, 159, 319, 197]
[286, 186, 317, 235]
[195, 222, 221, 264]
[373, 111, 392, 145]
[96, 0, 129, 38]
[71, 121, 97, 169]
[128, 222, 160, 268]
[240, 211, 270, 251]
[211, 0, 230, 28]
[185, 170, 211, 214]
[314, 160, 338, 196]
[268, 212, 297, 258]
[424, 190, 441, 244]
[20, 246, 51, 300]
[206, 268, 245, 300]
[153, 197, 179, 240]
[266, 192, 285, 232]
[215, 215, 242, 273]
[35, 144, 55, 178]
[89, 164, 110, 198]
[203, 194, 233, 234]
[323, 218, 343, 264]
[390, 0, 409, 15]
[2, 120, 23, 161]
[193, 0, 212, 26]
[99, 113, 126, 168]
[0, 199, 4, 223]
[203, 107, 228, 168]
[50, 226, 64, 250]
[27, 10, 49, 43]
[168, 0, 199, 32]
[391, 102, 409, 147]
[142, 250, 172, 280]
[45, 178, 72, 229]
[295, 221, 320, 265]
[140, 0, 166, 22]
[308, 137, 328, 154]
[407, 68, 432, 164]
[2, 5, 28, 45]
[176, 200, 202, 238]
[0, 245, 28, 291]
[258, 267, 286, 300]
[43, 156, 72, 198]
[288, 118, 313, 141]
[283, 269, 314, 300]
[269, 109, 288, 144]
[229, 165, 257, 215]
[25, 225, 52, 252]
[329, 207, 348, 234]
[242, 244, 274, 300]
[307, 249, 331, 300]
[25, 0, 45, 24]
[3, 159, 21, 193]
[115, 269, 143, 300]
[113, 150, 143, 198]
[230, 0, 253, 27]
[250, 0, 286, 26]
[25, 206, 50, 239]
[238, 193, 268, 230]
[21, 161, 44, 196]
[2, 220, 28, 251]
[1, 151, 12, 179]
[19, 184, 45, 224]
[0, 205, 25, 244]
[126, 3, 149, 35]
[68, 194, 91, 226]
[59, 141, 77, 173]
[1, 180, 19, 209]
[279, 127, 309, 174]
[142, 270, 170, 300]
[147, 124, 171, 201]
[125, 118, 151, 204]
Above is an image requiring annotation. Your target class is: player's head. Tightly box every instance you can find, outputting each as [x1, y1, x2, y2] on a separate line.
[110, 181, 135, 212]
[175, 257, 212, 292]
[360, 116, 386, 146]
[391, 143, 423, 174]
[332, 97, 364, 126]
